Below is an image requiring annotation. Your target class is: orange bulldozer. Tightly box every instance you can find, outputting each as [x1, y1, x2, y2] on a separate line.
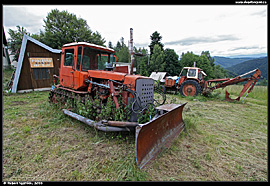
[49, 42, 187, 169]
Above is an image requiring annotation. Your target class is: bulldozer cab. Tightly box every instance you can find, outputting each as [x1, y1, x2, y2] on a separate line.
[59, 42, 115, 90]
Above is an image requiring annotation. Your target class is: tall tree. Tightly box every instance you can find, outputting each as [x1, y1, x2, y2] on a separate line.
[164, 48, 181, 76]
[149, 31, 164, 56]
[149, 44, 165, 73]
[201, 51, 215, 67]
[42, 9, 105, 49]
[134, 47, 149, 76]
[180, 51, 198, 67]
[113, 37, 129, 62]
[197, 54, 214, 80]
[8, 26, 30, 62]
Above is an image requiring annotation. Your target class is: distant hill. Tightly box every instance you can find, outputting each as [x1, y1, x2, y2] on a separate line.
[214, 56, 254, 68]
[226, 53, 267, 58]
[226, 57, 268, 80]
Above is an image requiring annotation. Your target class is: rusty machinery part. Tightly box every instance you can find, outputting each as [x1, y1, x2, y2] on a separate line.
[63, 109, 132, 132]
[209, 68, 261, 102]
[153, 80, 166, 106]
[135, 103, 187, 169]
[179, 80, 202, 97]
[50, 78, 161, 123]
[86, 79, 157, 115]
[201, 87, 212, 96]
[49, 85, 89, 104]
[224, 74, 260, 102]
[224, 90, 237, 102]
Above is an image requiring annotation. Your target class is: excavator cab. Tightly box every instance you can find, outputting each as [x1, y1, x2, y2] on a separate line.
[178, 67, 206, 86]
[179, 67, 206, 81]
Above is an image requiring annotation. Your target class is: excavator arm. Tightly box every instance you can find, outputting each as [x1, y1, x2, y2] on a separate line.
[206, 69, 261, 102]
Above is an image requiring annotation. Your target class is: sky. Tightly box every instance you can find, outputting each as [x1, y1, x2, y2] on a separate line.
[3, 5, 268, 57]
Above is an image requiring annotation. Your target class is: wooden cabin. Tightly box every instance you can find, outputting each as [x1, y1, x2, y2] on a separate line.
[11, 34, 61, 93]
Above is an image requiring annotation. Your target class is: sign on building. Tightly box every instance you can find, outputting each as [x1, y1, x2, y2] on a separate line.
[29, 58, 54, 68]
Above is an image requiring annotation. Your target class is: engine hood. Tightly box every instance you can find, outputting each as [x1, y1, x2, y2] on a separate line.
[88, 70, 151, 90]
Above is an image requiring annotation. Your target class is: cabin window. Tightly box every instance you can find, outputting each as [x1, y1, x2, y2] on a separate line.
[33, 68, 49, 80]
[64, 49, 74, 66]
[34, 69, 39, 80]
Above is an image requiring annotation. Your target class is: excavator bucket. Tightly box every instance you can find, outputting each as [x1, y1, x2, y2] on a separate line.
[225, 90, 240, 102]
[135, 103, 187, 169]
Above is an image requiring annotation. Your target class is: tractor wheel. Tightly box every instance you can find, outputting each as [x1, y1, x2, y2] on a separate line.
[179, 80, 201, 97]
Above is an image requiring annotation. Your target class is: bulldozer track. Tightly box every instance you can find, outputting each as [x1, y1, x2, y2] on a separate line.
[48, 86, 89, 104]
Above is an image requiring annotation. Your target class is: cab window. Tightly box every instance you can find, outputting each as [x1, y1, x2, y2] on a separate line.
[64, 49, 74, 66]
[188, 69, 196, 77]
[180, 69, 188, 76]
[97, 53, 108, 70]
[198, 71, 203, 80]
[81, 47, 99, 71]
[76, 46, 82, 71]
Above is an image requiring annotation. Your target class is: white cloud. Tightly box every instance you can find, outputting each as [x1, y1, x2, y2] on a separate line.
[164, 35, 240, 46]
[3, 6, 44, 34]
[3, 5, 267, 57]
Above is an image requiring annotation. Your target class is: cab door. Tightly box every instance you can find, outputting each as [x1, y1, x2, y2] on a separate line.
[60, 47, 75, 88]
[73, 46, 83, 90]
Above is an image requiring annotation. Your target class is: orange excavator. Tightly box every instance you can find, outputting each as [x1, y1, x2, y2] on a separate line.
[49, 41, 186, 169]
[163, 66, 261, 102]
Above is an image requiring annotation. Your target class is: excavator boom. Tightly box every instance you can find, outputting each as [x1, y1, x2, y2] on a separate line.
[206, 68, 261, 101]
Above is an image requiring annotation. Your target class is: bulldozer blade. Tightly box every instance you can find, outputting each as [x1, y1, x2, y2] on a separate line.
[135, 103, 187, 169]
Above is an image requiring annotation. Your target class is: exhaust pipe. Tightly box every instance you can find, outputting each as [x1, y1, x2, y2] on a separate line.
[130, 28, 134, 75]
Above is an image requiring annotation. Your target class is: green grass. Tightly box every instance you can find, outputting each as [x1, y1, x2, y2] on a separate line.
[2, 70, 268, 181]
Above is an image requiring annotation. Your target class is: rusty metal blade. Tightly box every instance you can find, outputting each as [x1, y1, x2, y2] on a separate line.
[225, 90, 240, 102]
[135, 103, 187, 169]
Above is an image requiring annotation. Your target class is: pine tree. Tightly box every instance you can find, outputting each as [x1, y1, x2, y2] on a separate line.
[149, 31, 164, 56]
[164, 48, 181, 76]
[149, 44, 165, 73]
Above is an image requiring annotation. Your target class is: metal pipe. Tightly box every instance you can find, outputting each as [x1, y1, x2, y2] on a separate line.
[85, 79, 110, 89]
[107, 120, 138, 127]
[63, 109, 130, 132]
[130, 28, 134, 75]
